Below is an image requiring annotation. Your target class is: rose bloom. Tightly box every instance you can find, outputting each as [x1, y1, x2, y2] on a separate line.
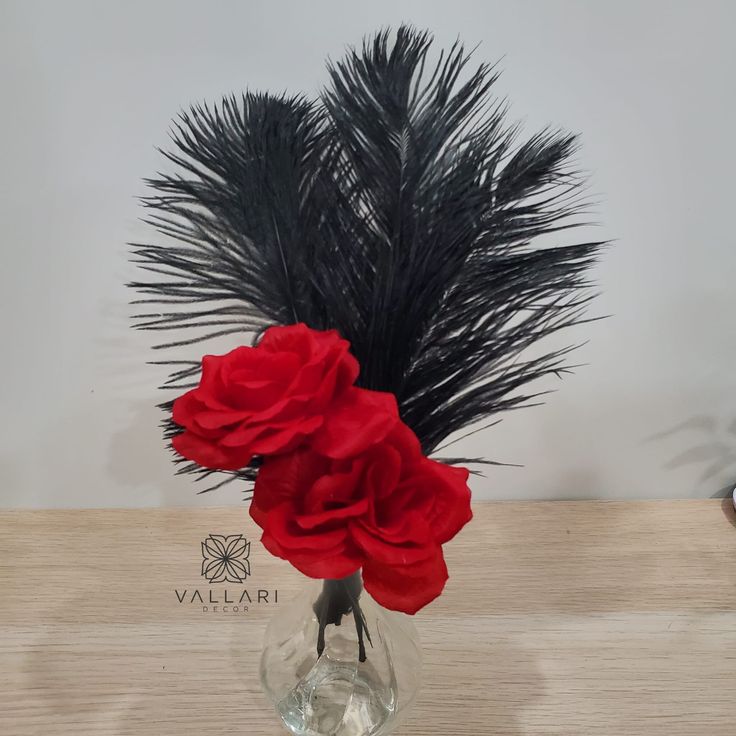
[171, 323, 397, 470]
[250, 422, 472, 614]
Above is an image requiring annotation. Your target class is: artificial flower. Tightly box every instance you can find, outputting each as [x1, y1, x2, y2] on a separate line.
[250, 422, 472, 613]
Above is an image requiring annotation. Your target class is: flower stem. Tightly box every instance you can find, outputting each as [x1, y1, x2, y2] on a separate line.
[313, 572, 371, 662]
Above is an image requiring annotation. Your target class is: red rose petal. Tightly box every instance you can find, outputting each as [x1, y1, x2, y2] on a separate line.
[251, 416, 325, 454]
[192, 408, 251, 431]
[275, 539, 362, 579]
[303, 459, 364, 511]
[259, 322, 312, 356]
[350, 514, 435, 565]
[252, 451, 330, 517]
[385, 421, 423, 462]
[311, 387, 399, 458]
[313, 344, 359, 405]
[172, 430, 252, 471]
[264, 504, 348, 551]
[171, 389, 205, 428]
[297, 497, 370, 530]
[289, 550, 362, 579]
[362, 546, 449, 614]
[199, 352, 227, 392]
[420, 460, 473, 544]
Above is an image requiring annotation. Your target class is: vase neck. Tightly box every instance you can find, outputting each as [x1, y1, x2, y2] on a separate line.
[314, 570, 368, 661]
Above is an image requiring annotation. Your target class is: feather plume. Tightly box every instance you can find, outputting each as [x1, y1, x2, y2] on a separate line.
[130, 25, 604, 491]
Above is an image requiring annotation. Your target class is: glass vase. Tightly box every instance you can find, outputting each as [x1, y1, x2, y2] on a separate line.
[260, 572, 422, 736]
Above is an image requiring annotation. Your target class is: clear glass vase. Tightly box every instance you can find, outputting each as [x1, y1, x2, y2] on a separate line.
[260, 572, 422, 736]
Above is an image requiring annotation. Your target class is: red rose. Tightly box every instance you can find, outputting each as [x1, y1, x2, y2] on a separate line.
[172, 323, 398, 470]
[250, 422, 472, 614]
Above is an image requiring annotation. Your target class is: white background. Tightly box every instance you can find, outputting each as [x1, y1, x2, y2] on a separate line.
[1, 0, 735, 508]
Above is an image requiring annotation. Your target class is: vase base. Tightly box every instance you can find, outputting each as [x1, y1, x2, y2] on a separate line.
[261, 578, 420, 736]
[276, 651, 396, 736]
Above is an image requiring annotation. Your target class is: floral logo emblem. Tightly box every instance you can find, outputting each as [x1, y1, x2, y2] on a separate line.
[201, 534, 251, 583]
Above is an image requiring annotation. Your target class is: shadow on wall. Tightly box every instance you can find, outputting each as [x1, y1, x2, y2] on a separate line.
[106, 398, 244, 507]
[98, 284, 249, 508]
[644, 415, 736, 498]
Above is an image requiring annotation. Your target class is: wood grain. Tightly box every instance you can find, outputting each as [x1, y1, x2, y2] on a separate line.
[1, 500, 735, 735]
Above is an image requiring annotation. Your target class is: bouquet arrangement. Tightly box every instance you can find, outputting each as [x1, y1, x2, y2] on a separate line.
[131, 24, 601, 734]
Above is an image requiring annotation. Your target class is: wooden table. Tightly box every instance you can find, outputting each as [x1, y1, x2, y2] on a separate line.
[1, 501, 735, 735]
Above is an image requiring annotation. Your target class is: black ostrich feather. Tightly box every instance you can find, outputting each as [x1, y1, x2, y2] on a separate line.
[130, 25, 604, 492]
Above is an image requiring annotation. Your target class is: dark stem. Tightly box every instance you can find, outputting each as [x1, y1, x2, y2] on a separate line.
[313, 572, 372, 663]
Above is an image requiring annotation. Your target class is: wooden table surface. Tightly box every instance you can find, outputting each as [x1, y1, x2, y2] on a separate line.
[1, 500, 735, 735]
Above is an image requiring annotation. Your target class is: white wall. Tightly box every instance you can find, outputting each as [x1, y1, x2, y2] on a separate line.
[1, 0, 735, 508]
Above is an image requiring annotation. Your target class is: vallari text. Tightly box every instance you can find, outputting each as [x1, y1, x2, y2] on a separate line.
[175, 588, 279, 609]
